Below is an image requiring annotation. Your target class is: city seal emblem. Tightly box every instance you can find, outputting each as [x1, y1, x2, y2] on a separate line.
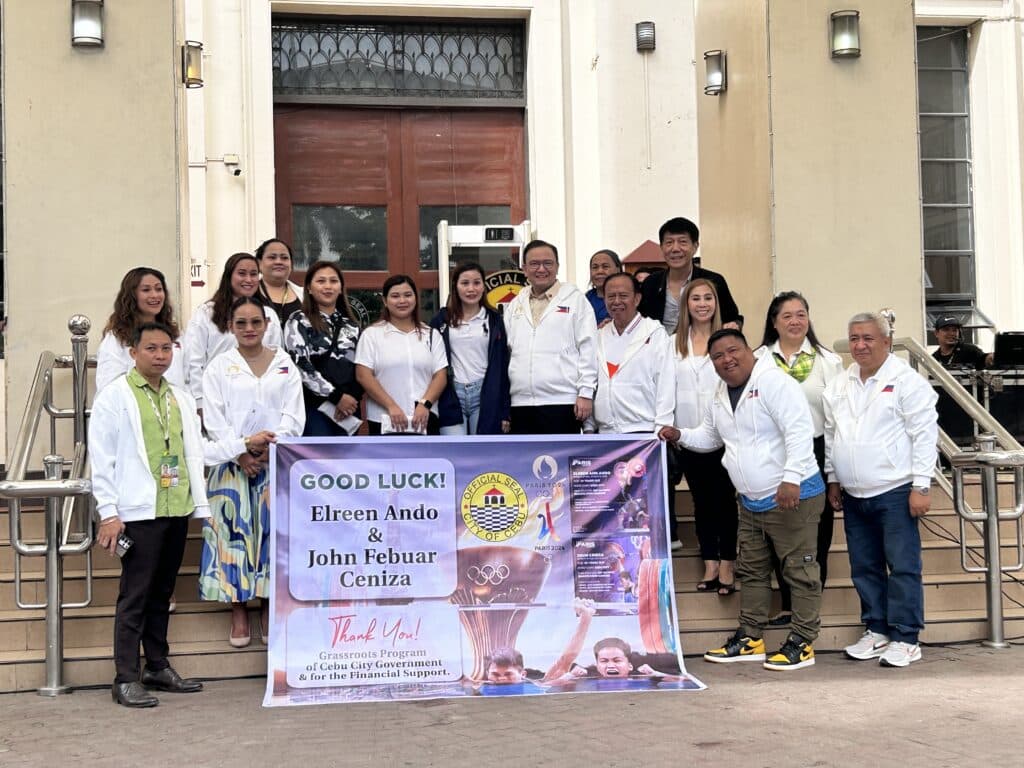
[461, 472, 529, 541]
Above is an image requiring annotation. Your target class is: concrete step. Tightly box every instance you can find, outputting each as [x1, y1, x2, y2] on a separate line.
[0, 598, 245, 653]
[673, 571, 1024, 623]
[0, 640, 267, 694]
[0, 532, 205, 573]
[0, 565, 201, 611]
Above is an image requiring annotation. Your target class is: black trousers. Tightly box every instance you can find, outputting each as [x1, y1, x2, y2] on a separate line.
[114, 516, 189, 684]
[773, 435, 834, 611]
[510, 405, 581, 435]
[677, 445, 738, 560]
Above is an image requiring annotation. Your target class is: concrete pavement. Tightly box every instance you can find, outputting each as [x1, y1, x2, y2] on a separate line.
[1, 642, 1022, 767]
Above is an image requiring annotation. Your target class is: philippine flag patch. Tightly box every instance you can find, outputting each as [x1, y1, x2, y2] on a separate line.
[556, 305, 570, 314]
[277, 365, 290, 374]
[882, 384, 895, 393]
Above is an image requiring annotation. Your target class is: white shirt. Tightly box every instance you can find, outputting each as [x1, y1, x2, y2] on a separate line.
[823, 353, 938, 498]
[448, 308, 489, 383]
[95, 331, 186, 392]
[183, 302, 282, 408]
[670, 333, 719, 430]
[679, 363, 819, 500]
[355, 323, 448, 423]
[753, 340, 844, 437]
[201, 347, 305, 466]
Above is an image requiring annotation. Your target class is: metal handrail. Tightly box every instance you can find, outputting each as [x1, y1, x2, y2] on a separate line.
[0, 316, 94, 695]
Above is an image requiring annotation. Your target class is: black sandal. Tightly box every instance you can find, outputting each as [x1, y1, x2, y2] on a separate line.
[717, 581, 737, 596]
[696, 578, 721, 593]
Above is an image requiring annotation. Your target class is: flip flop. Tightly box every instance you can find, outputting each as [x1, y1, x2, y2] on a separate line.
[696, 578, 721, 593]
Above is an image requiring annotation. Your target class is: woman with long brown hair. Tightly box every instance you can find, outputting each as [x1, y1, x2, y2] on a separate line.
[97, 267, 185, 391]
[658, 278, 738, 595]
[183, 252, 282, 411]
[429, 262, 510, 434]
[283, 260, 363, 437]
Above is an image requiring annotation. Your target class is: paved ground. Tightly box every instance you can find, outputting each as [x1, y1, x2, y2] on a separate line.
[1, 642, 1022, 767]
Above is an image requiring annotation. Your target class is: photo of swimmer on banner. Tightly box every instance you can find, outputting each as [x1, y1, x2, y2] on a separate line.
[264, 435, 704, 707]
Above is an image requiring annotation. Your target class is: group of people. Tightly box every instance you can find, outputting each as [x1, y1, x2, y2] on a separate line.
[89, 215, 939, 707]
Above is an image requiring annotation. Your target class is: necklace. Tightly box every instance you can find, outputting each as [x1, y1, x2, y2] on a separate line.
[238, 347, 268, 362]
[264, 281, 290, 305]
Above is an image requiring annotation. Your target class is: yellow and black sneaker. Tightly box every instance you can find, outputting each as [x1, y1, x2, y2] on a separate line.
[703, 630, 766, 663]
[763, 634, 815, 671]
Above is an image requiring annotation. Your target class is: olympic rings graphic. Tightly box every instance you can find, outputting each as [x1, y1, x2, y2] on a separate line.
[466, 563, 511, 586]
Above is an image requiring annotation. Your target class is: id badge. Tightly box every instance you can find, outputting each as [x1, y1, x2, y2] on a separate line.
[160, 455, 180, 488]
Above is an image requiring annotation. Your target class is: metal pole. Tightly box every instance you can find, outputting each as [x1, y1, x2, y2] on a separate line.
[68, 315, 91, 447]
[977, 434, 1009, 649]
[38, 454, 71, 696]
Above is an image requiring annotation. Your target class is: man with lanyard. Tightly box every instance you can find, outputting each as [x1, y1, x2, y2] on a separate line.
[824, 312, 938, 667]
[586, 272, 678, 545]
[638, 217, 743, 332]
[91, 322, 209, 707]
[675, 329, 825, 671]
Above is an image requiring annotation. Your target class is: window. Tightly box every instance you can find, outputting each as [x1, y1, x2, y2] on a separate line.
[917, 27, 975, 316]
[272, 18, 526, 105]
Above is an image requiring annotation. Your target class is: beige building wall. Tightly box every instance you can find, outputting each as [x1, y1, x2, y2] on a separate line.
[695, 0, 923, 344]
[693, 0, 773, 327]
[770, 0, 923, 344]
[190, 0, 701, 295]
[3, 1, 187, 455]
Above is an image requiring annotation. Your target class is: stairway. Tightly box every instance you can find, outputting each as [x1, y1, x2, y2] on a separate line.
[1, 475, 1022, 692]
[673, 473, 1024, 655]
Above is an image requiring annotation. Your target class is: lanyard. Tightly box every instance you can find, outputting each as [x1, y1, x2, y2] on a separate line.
[142, 385, 172, 453]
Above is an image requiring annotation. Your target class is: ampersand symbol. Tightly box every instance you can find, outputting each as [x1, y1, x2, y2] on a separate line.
[367, 527, 383, 543]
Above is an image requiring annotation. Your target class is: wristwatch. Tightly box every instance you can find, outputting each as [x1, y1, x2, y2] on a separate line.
[416, 399, 433, 410]
[912, 485, 930, 496]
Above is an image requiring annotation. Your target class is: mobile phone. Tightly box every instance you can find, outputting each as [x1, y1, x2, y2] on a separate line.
[115, 532, 134, 558]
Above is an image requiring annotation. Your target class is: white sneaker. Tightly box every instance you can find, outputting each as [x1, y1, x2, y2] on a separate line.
[879, 641, 922, 668]
[844, 630, 890, 660]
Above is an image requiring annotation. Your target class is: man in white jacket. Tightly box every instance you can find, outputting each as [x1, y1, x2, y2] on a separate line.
[824, 312, 938, 668]
[675, 329, 825, 671]
[506, 240, 598, 434]
[586, 272, 679, 549]
[90, 323, 210, 707]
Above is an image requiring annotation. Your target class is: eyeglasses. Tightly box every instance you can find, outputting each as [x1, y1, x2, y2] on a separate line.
[525, 260, 556, 270]
[232, 318, 266, 328]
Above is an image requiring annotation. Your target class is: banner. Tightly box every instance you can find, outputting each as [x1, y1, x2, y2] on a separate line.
[263, 435, 704, 706]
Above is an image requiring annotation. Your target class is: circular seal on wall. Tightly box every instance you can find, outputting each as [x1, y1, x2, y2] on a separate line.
[461, 472, 529, 542]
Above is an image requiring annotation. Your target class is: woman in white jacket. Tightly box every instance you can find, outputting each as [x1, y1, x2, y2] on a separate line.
[198, 296, 304, 647]
[183, 252, 282, 412]
[755, 291, 843, 626]
[658, 279, 738, 594]
[96, 267, 185, 391]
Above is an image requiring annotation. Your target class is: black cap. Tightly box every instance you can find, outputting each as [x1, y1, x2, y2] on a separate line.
[934, 315, 961, 330]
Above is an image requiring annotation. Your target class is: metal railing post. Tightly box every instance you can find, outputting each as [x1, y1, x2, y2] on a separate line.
[38, 455, 71, 696]
[68, 315, 91, 447]
[976, 434, 1009, 649]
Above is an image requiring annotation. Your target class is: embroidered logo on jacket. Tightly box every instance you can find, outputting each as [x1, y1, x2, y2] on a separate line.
[556, 305, 571, 314]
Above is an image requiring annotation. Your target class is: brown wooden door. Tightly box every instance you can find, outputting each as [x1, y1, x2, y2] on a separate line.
[274, 106, 525, 321]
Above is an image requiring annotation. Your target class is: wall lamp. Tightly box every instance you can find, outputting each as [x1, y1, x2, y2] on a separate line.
[182, 41, 204, 88]
[830, 10, 861, 58]
[71, 0, 104, 47]
[703, 50, 727, 95]
[635, 21, 656, 52]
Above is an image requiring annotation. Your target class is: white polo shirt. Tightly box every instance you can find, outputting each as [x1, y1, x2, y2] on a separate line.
[355, 322, 448, 422]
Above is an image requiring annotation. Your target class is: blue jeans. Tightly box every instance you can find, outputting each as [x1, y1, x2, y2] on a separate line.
[440, 380, 482, 436]
[842, 484, 924, 643]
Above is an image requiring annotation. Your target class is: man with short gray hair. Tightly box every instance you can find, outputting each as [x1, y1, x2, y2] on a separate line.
[823, 312, 938, 668]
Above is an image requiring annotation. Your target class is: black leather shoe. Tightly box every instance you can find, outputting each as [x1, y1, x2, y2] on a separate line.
[112, 681, 159, 708]
[141, 666, 204, 693]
